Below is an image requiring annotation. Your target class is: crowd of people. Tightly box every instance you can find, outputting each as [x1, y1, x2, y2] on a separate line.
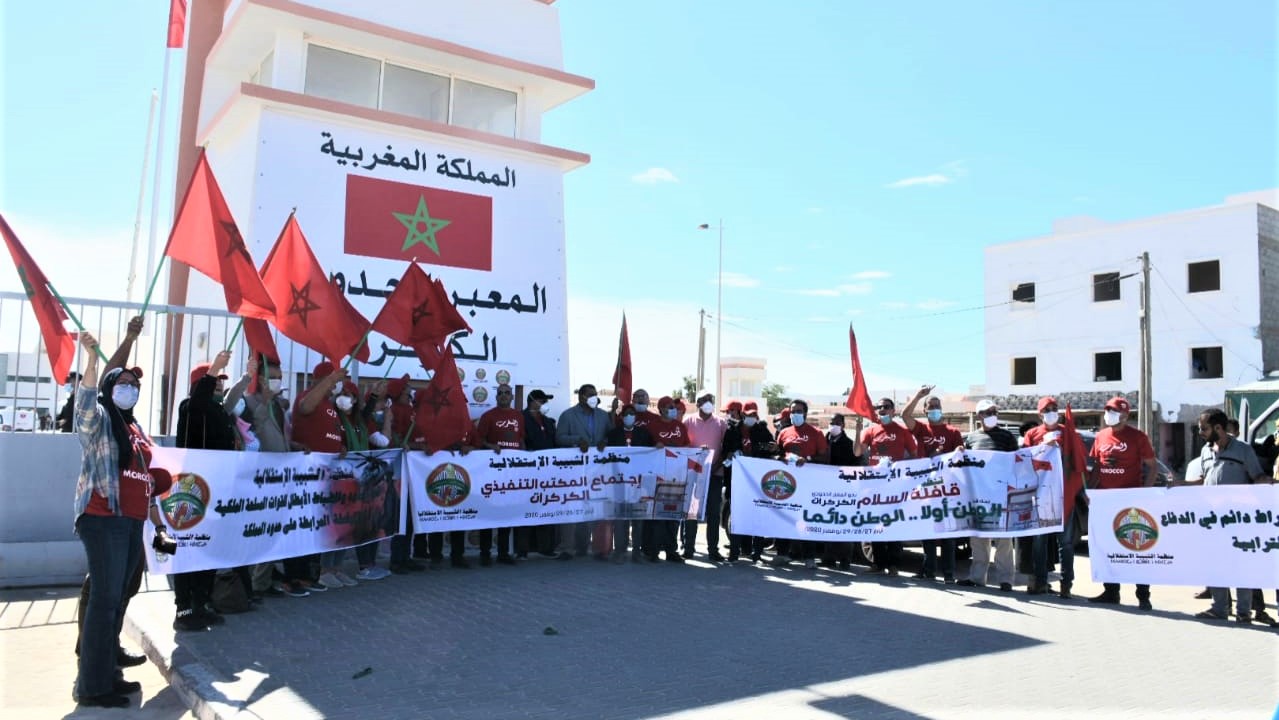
[66, 317, 1279, 709]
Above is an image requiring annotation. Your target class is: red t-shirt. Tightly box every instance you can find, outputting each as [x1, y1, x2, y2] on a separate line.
[1021, 424, 1058, 448]
[87, 426, 158, 521]
[860, 421, 918, 462]
[632, 410, 661, 432]
[912, 422, 964, 456]
[476, 407, 525, 449]
[291, 390, 345, 453]
[1089, 425, 1154, 489]
[650, 418, 690, 447]
[777, 424, 829, 459]
[388, 402, 414, 442]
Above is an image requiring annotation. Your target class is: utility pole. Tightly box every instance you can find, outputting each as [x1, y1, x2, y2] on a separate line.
[696, 309, 706, 396]
[1139, 251, 1153, 435]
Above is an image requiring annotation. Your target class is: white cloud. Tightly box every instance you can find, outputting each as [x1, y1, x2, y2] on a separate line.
[850, 270, 891, 280]
[631, 167, 679, 184]
[885, 160, 968, 189]
[712, 272, 760, 289]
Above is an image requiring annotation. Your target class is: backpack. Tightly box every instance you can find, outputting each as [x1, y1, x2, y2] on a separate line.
[210, 571, 251, 613]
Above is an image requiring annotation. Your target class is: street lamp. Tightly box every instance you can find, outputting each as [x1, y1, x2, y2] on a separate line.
[698, 221, 722, 399]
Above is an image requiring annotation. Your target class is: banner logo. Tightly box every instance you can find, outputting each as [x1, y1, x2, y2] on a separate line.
[1113, 507, 1159, 551]
[159, 473, 211, 530]
[426, 463, 471, 507]
[760, 469, 797, 501]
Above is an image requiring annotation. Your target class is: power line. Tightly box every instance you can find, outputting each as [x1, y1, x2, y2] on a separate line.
[1149, 263, 1264, 376]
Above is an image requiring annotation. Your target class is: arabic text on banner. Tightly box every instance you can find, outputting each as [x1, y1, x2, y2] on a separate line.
[404, 447, 712, 532]
[1086, 484, 1279, 588]
[143, 448, 406, 575]
[730, 448, 1064, 542]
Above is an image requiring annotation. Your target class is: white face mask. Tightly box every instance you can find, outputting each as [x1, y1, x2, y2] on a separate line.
[1104, 410, 1122, 427]
[335, 396, 354, 412]
[982, 414, 999, 429]
[791, 414, 806, 427]
[744, 416, 758, 427]
[1041, 411, 1059, 427]
[232, 398, 246, 417]
[267, 378, 282, 393]
[112, 385, 140, 410]
[829, 425, 843, 437]
[62, 383, 74, 394]
[585, 396, 599, 409]
[329, 383, 342, 397]
[635, 403, 649, 413]
[700, 402, 714, 415]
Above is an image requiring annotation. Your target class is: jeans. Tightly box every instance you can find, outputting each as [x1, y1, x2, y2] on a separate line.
[921, 539, 956, 577]
[1029, 534, 1050, 585]
[75, 514, 143, 699]
[968, 537, 1015, 585]
[1211, 587, 1253, 617]
[1059, 511, 1077, 586]
[682, 475, 723, 555]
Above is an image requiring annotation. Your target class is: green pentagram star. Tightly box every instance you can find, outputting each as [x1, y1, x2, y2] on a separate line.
[392, 196, 451, 255]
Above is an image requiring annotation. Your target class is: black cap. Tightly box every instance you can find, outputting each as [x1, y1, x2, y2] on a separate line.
[528, 389, 554, 402]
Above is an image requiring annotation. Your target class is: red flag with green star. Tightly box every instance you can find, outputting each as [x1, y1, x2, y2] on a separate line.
[0, 214, 76, 382]
[343, 174, 492, 271]
[259, 213, 371, 365]
[371, 261, 471, 349]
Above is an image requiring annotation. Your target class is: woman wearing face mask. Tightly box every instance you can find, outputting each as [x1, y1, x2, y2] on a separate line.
[72, 331, 173, 708]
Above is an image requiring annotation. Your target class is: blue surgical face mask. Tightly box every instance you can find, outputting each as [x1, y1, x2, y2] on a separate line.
[373, 411, 386, 424]
[664, 408, 677, 420]
[112, 385, 140, 410]
[790, 413, 806, 426]
[622, 415, 636, 428]
[878, 413, 892, 424]
[926, 409, 943, 423]
[635, 403, 649, 413]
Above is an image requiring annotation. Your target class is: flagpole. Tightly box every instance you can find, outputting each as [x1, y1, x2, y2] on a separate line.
[125, 90, 159, 303]
[382, 344, 408, 378]
[46, 283, 108, 362]
[142, 40, 177, 314]
[343, 329, 374, 371]
[226, 319, 243, 351]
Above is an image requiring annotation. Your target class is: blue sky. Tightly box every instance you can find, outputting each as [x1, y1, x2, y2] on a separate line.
[2, 1, 1276, 402]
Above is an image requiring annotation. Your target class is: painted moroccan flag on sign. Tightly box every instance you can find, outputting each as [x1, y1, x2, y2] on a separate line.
[344, 175, 493, 271]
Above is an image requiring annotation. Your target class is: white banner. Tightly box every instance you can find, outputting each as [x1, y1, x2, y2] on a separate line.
[731, 447, 1064, 541]
[143, 448, 406, 575]
[237, 110, 570, 389]
[404, 447, 712, 532]
[1086, 485, 1279, 588]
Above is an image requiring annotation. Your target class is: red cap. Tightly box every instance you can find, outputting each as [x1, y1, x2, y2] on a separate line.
[743, 401, 759, 415]
[1105, 396, 1130, 413]
[676, 400, 687, 415]
[723, 400, 743, 413]
[387, 374, 410, 399]
[1037, 396, 1058, 413]
[779, 408, 791, 420]
[312, 361, 335, 379]
[657, 396, 675, 410]
[189, 362, 227, 388]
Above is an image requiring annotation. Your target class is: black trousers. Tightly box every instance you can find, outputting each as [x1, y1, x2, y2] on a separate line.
[172, 570, 215, 612]
[428, 531, 466, 559]
[872, 541, 902, 569]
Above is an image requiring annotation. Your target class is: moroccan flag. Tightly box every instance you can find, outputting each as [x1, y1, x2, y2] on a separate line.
[611, 314, 632, 404]
[344, 174, 492, 271]
[259, 214, 371, 365]
[371, 261, 471, 348]
[0, 214, 76, 382]
[843, 325, 875, 418]
[164, 150, 275, 320]
[410, 342, 470, 451]
[168, 0, 187, 48]
[1061, 404, 1088, 520]
[242, 318, 280, 365]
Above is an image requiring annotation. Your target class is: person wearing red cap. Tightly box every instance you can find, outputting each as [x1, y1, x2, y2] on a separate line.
[474, 383, 525, 565]
[901, 386, 963, 583]
[773, 399, 829, 569]
[70, 323, 174, 709]
[1021, 395, 1085, 597]
[859, 397, 919, 576]
[1087, 395, 1157, 609]
[291, 362, 348, 454]
[606, 404, 656, 562]
[722, 401, 777, 562]
[384, 375, 415, 445]
[650, 396, 690, 448]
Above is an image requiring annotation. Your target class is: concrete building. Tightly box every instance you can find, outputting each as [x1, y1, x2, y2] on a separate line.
[983, 190, 1278, 468]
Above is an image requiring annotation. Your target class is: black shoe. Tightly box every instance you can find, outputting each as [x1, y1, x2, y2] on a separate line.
[1059, 582, 1072, 599]
[78, 693, 130, 708]
[666, 553, 685, 564]
[480, 555, 493, 567]
[1027, 582, 1050, 595]
[389, 564, 410, 575]
[999, 583, 1013, 592]
[197, 607, 226, 625]
[708, 552, 725, 562]
[496, 554, 516, 566]
[1253, 610, 1277, 626]
[682, 549, 695, 559]
[1194, 588, 1212, 600]
[838, 560, 851, 570]
[943, 574, 957, 585]
[451, 558, 471, 569]
[116, 648, 147, 668]
[404, 559, 427, 572]
[1088, 592, 1120, 604]
[750, 552, 762, 564]
[538, 551, 559, 558]
[173, 611, 211, 632]
[113, 679, 142, 694]
[1234, 614, 1253, 625]
[915, 572, 937, 581]
[516, 552, 530, 559]
[727, 552, 740, 562]
[957, 579, 978, 587]
[1138, 598, 1153, 611]
[556, 552, 574, 561]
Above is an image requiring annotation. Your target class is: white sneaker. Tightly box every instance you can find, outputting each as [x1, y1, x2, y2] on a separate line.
[335, 571, 358, 587]
[357, 566, 389, 581]
[317, 572, 343, 589]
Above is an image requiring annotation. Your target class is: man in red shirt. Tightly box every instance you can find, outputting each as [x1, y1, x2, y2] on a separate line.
[291, 362, 347, 454]
[901, 385, 963, 583]
[858, 397, 919, 576]
[650, 396, 690, 448]
[1021, 395, 1086, 597]
[630, 389, 661, 432]
[474, 384, 524, 565]
[1087, 395, 1156, 609]
[773, 399, 829, 569]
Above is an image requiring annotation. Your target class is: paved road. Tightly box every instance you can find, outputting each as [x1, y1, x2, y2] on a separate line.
[78, 543, 1279, 720]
